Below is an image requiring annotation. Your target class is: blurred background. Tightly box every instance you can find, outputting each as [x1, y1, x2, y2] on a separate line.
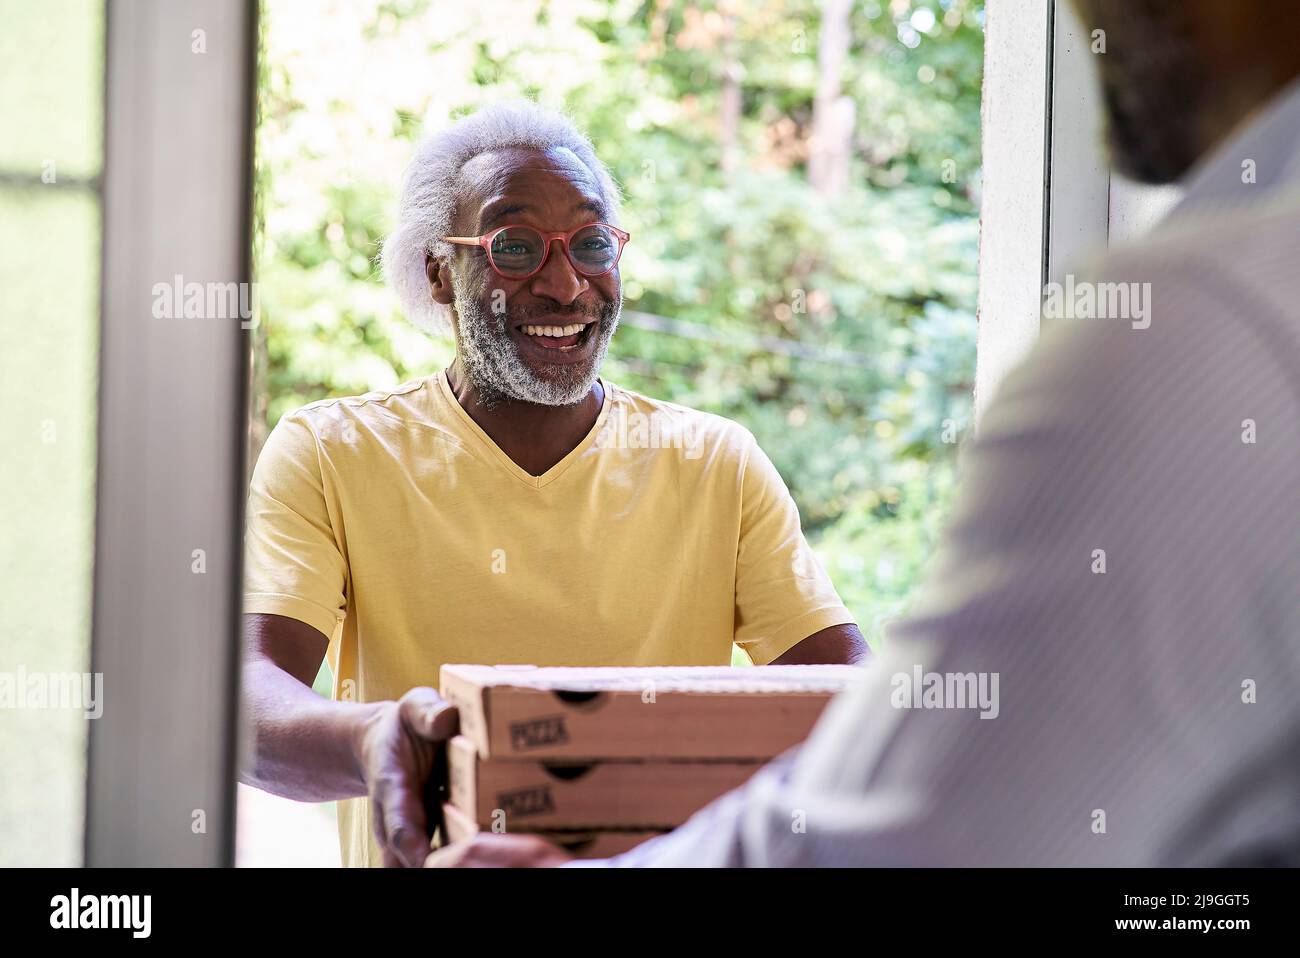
[0, 0, 983, 866]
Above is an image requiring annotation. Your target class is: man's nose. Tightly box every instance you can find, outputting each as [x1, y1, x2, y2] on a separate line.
[528, 237, 589, 305]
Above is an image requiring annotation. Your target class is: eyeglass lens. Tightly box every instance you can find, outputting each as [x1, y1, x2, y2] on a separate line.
[488, 225, 620, 277]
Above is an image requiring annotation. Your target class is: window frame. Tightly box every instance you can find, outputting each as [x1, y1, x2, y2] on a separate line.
[84, 0, 256, 867]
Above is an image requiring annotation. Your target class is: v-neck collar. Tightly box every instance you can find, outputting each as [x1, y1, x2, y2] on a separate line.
[436, 369, 613, 489]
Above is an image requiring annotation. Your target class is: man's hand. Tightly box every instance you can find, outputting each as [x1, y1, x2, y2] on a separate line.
[424, 833, 575, 868]
[355, 686, 459, 868]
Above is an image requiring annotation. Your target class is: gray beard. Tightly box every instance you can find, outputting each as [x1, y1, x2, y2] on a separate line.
[451, 271, 620, 408]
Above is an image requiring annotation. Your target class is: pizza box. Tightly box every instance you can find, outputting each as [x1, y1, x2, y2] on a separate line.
[447, 734, 761, 829]
[439, 663, 860, 759]
[438, 800, 663, 860]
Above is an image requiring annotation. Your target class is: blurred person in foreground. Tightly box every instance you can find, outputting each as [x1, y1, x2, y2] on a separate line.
[240, 102, 867, 868]
[431, 0, 1300, 868]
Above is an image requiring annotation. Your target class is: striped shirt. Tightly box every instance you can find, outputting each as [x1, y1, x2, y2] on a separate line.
[596, 78, 1300, 867]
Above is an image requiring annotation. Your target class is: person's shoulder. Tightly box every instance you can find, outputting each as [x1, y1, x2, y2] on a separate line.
[281, 377, 438, 440]
[994, 195, 1300, 458]
[290, 376, 432, 419]
[602, 381, 758, 462]
[1032, 194, 1300, 397]
[1078, 191, 1300, 336]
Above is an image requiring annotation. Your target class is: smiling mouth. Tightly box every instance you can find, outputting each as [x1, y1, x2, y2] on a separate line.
[514, 321, 593, 352]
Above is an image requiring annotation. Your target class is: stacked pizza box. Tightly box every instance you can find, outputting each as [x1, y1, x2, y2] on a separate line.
[437, 663, 861, 858]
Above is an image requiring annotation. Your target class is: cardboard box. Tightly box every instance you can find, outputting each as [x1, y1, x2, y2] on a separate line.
[448, 734, 761, 829]
[440, 664, 860, 760]
[439, 801, 663, 860]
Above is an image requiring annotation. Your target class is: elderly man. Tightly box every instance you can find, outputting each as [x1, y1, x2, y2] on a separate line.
[240, 102, 868, 868]
[431, 0, 1300, 867]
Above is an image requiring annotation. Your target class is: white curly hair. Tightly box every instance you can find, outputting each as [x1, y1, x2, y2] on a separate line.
[381, 100, 623, 335]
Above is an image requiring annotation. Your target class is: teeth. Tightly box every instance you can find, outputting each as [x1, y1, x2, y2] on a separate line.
[523, 323, 587, 337]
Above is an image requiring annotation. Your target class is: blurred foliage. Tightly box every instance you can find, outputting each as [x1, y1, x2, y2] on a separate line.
[256, 0, 983, 641]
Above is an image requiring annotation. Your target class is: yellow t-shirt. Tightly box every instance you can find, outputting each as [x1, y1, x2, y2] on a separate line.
[243, 371, 855, 867]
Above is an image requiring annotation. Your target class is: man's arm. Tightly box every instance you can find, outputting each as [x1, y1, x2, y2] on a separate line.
[241, 612, 374, 801]
[241, 612, 457, 867]
[770, 623, 869, 665]
[733, 431, 864, 666]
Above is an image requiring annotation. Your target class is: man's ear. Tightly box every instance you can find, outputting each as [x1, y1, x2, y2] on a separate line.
[426, 252, 456, 307]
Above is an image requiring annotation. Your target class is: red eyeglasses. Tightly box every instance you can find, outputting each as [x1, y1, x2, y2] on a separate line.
[442, 222, 630, 280]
